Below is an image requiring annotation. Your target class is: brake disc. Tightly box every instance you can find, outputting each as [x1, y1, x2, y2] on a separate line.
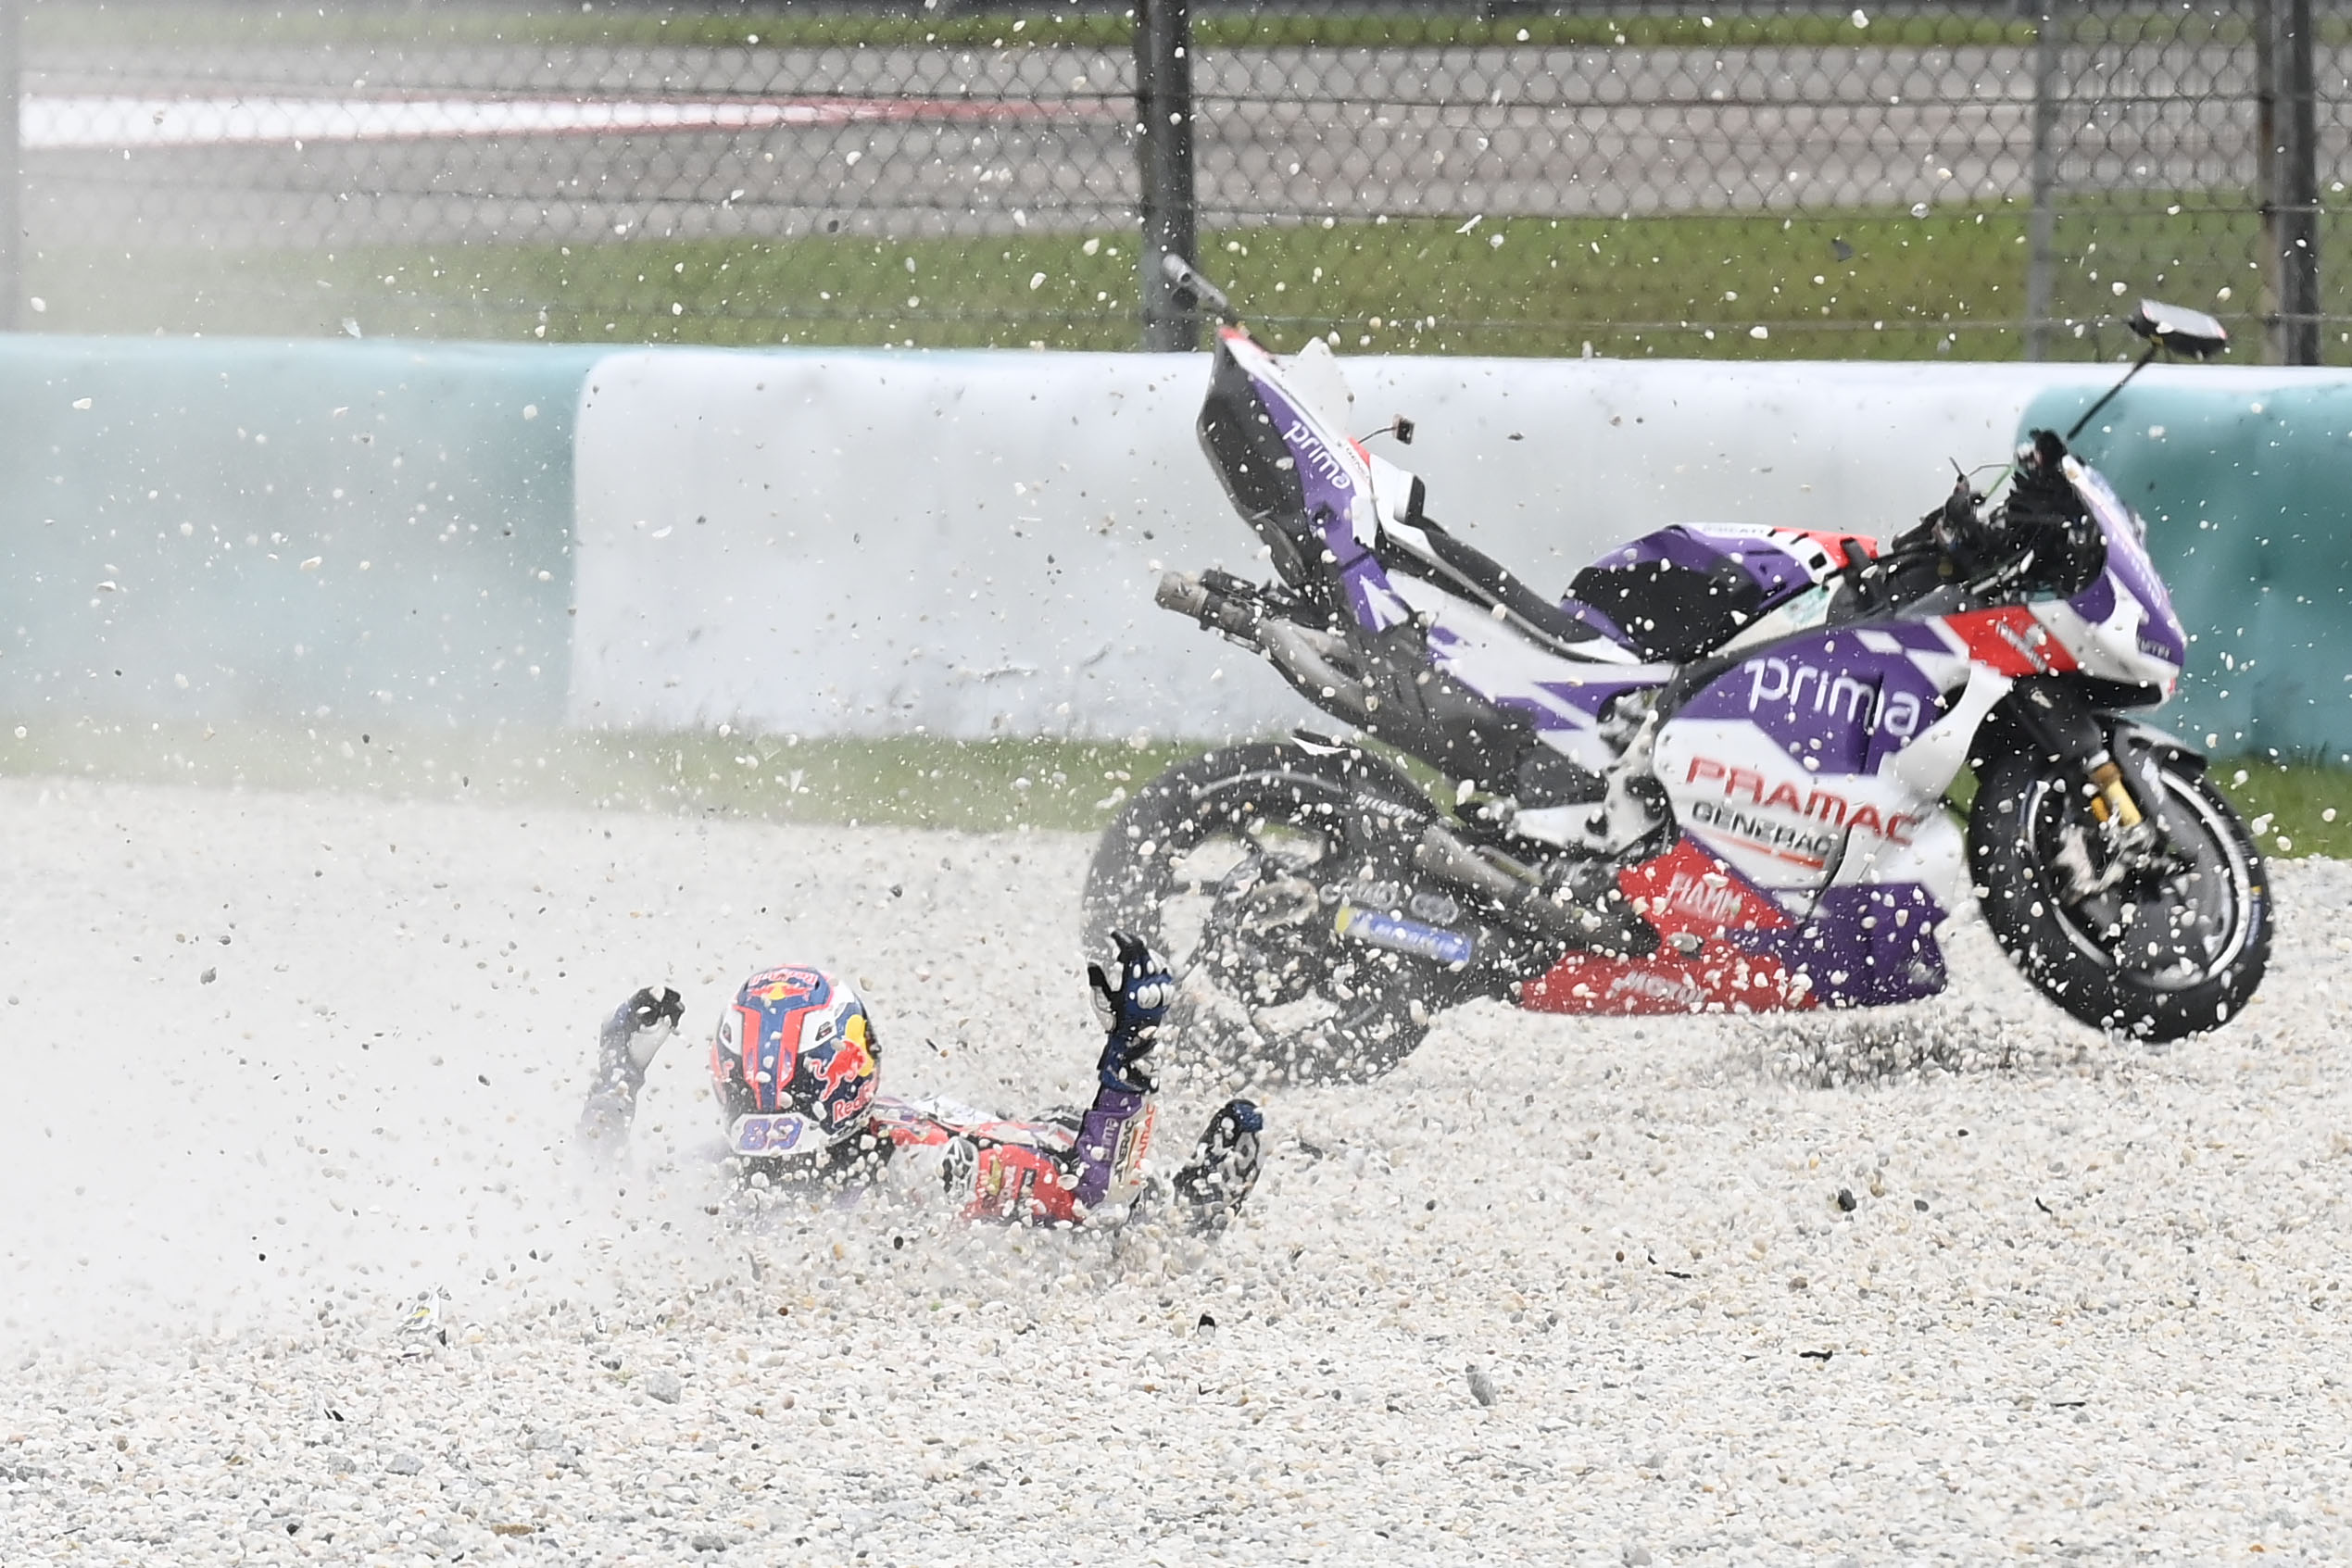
[1198, 868, 1328, 1008]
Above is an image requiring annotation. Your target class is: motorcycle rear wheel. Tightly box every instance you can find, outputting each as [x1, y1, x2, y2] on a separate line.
[1968, 750, 2270, 1041]
[1083, 743, 1440, 1084]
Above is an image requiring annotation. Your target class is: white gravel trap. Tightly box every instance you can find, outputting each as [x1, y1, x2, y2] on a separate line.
[2, 776, 2349, 1563]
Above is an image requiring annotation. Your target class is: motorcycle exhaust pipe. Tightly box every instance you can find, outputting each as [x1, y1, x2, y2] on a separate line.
[1157, 570, 1270, 645]
[1413, 824, 1647, 952]
[1412, 826, 1582, 942]
[1260, 622, 1373, 724]
[1157, 571, 1376, 725]
[1154, 570, 1221, 621]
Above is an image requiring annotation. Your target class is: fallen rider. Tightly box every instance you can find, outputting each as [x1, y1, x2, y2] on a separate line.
[576, 935, 1263, 1234]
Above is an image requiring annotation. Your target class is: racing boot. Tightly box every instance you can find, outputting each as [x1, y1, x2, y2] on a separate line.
[1172, 1098, 1265, 1235]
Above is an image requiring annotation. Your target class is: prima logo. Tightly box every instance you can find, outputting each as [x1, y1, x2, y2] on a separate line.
[1745, 657, 1926, 739]
[1281, 418, 1356, 493]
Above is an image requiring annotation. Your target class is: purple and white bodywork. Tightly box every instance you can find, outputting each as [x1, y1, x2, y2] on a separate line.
[1200, 325, 2194, 1017]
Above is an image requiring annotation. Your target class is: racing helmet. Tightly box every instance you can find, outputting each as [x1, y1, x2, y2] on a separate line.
[709, 966, 880, 1160]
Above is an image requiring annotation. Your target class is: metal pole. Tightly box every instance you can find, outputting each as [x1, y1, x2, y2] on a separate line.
[0, 0, 19, 332]
[2024, 0, 2065, 360]
[2274, 0, 2321, 362]
[1134, 0, 1199, 352]
[2253, 0, 2315, 364]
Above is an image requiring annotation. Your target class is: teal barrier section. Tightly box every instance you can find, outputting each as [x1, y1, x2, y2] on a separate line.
[2020, 379, 2352, 759]
[0, 337, 602, 728]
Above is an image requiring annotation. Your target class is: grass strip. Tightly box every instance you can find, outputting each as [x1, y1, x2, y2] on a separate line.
[32, 203, 2294, 362]
[0, 719, 1201, 835]
[2, 718, 2344, 858]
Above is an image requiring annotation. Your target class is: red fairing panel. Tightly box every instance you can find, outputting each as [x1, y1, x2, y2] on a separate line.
[1939, 605, 2079, 678]
[1518, 838, 1817, 1016]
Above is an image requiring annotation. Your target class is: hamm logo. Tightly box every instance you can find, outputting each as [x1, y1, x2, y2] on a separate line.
[1663, 872, 1747, 926]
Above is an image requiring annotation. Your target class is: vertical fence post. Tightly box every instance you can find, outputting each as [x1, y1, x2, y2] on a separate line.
[2258, 0, 2321, 363]
[2023, 0, 2065, 360]
[1134, 0, 1199, 352]
[0, 0, 19, 332]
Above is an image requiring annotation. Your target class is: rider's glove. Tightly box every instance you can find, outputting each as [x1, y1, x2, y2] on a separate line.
[583, 985, 682, 1150]
[1089, 933, 1173, 1094]
[602, 986, 684, 1084]
[627, 985, 685, 1033]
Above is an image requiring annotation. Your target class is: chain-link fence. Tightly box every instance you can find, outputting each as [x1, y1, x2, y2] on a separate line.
[0, 1, 2343, 361]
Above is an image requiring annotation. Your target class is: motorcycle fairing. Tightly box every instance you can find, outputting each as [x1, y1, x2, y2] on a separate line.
[1214, 329, 1416, 636]
[1679, 626, 1956, 779]
[1384, 570, 1675, 773]
[1519, 935, 1802, 1014]
[1520, 834, 1805, 1013]
[1942, 604, 2080, 677]
[1656, 714, 1959, 888]
[1616, 614, 1981, 1007]
[1661, 622, 1959, 889]
[2054, 457, 2188, 686]
[1517, 836, 1948, 1014]
[1515, 446, 2224, 1022]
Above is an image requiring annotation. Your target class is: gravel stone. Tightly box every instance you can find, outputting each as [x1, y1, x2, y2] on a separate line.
[0, 780, 2349, 1561]
[642, 1368, 684, 1404]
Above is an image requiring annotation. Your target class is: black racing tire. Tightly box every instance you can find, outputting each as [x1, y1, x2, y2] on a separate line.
[1083, 743, 1440, 1084]
[1968, 750, 2270, 1041]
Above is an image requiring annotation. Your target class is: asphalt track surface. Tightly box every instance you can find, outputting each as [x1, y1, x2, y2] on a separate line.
[20, 39, 2301, 253]
[3, 773, 2350, 1562]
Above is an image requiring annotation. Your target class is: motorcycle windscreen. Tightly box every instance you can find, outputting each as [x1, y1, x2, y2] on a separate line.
[2062, 458, 2188, 676]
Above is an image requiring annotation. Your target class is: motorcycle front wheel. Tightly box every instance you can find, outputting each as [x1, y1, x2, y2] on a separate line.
[1082, 743, 1441, 1084]
[1968, 750, 2270, 1040]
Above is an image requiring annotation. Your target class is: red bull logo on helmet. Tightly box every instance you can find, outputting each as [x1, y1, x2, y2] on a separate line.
[815, 1013, 879, 1127]
[744, 965, 824, 1004]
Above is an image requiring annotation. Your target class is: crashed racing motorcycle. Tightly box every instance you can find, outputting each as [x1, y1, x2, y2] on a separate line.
[1084, 258, 2269, 1081]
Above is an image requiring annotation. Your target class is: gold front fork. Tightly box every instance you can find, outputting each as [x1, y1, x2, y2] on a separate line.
[2085, 756, 2145, 831]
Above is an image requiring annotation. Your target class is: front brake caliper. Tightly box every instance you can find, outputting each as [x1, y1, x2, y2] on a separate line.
[2051, 819, 2114, 903]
